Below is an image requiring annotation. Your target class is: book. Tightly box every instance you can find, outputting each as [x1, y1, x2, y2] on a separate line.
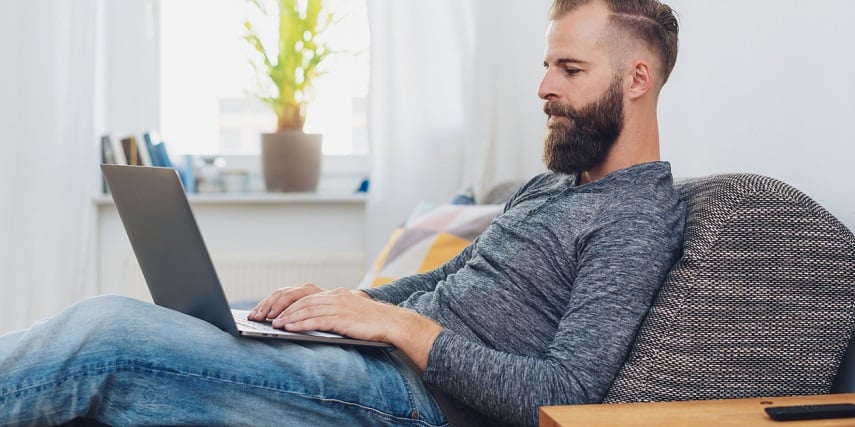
[143, 131, 163, 166]
[179, 154, 197, 193]
[100, 135, 117, 193]
[110, 134, 127, 165]
[101, 134, 126, 165]
[120, 135, 150, 166]
[155, 142, 173, 168]
[120, 136, 139, 165]
[142, 130, 175, 168]
[100, 135, 117, 164]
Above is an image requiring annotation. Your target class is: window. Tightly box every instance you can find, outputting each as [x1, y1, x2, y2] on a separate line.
[159, 0, 370, 156]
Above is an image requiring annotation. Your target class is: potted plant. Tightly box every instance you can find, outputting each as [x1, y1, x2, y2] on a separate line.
[244, 0, 335, 192]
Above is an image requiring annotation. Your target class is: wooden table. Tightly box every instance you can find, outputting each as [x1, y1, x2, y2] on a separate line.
[540, 394, 855, 426]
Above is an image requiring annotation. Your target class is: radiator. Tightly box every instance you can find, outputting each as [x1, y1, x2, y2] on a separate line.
[124, 252, 366, 304]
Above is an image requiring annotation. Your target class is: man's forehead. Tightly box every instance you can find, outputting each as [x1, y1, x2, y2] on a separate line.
[544, 2, 612, 62]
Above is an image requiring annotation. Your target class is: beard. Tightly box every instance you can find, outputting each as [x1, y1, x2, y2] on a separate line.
[543, 76, 625, 175]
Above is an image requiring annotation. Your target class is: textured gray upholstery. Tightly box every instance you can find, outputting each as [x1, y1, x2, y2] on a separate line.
[480, 181, 524, 205]
[604, 173, 855, 403]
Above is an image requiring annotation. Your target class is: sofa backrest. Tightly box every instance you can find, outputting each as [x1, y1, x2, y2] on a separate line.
[604, 173, 855, 402]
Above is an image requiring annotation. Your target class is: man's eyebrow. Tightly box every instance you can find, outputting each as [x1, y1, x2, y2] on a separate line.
[544, 58, 590, 67]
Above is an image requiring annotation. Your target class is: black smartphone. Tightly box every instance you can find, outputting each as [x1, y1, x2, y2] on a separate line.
[765, 403, 855, 421]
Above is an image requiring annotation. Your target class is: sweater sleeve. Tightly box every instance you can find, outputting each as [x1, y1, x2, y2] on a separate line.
[365, 179, 531, 305]
[421, 201, 684, 426]
[362, 239, 478, 305]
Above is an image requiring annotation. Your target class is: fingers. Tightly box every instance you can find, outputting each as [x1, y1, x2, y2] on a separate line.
[270, 289, 358, 332]
[278, 292, 407, 345]
[271, 300, 337, 330]
[247, 283, 324, 321]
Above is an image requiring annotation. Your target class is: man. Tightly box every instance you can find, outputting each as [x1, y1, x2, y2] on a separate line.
[0, 0, 683, 426]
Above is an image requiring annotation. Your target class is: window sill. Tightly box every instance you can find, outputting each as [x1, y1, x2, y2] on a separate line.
[94, 191, 367, 206]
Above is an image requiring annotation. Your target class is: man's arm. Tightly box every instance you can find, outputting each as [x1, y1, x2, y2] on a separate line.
[364, 179, 524, 305]
[247, 232, 483, 368]
[248, 283, 441, 370]
[420, 196, 685, 426]
[362, 238, 479, 305]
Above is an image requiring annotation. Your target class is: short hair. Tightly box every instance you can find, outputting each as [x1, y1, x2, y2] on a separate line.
[549, 0, 679, 85]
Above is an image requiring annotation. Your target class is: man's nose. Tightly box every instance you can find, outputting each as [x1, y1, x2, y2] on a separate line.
[538, 68, 560, 101]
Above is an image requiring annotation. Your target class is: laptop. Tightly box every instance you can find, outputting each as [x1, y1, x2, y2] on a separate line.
[101, 164, 391, 348]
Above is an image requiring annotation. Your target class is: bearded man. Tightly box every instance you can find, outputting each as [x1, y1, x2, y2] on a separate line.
[0, 1, 685, 426]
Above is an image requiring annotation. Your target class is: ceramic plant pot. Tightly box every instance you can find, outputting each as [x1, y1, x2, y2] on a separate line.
[261, 130, 322, 192]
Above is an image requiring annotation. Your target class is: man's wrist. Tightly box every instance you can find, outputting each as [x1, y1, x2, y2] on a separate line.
[390, 308, 443, 372]
[351, 289, 372, 299]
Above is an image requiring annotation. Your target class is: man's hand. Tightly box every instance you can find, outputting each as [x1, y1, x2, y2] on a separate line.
[248, 283, 442, 371]
[247, 283, 328, 322]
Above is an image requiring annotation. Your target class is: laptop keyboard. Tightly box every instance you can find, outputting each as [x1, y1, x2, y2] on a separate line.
[231, 310, 344, 338]
[233, 314, 273, 331]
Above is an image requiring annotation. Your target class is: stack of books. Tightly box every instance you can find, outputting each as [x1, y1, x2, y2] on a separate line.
[100, 131, 173, 168]
[100, 130, 202, 193]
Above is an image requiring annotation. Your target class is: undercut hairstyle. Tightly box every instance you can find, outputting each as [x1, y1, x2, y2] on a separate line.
[549, 0, 679, 85]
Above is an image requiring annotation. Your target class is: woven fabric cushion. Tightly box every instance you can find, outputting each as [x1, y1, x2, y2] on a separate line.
[604, 173, 855, 403]
[358, 204, 502, 289]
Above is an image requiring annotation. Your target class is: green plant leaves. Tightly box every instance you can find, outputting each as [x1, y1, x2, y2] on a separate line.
[244, 0, 336, 130]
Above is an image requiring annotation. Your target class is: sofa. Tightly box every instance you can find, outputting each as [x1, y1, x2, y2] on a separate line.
[364, 173, 855, 414]
[363, 172, 855, 426]
[603, 173, 855, 403]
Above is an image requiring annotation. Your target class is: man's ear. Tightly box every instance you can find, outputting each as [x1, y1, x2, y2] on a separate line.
[627, 60, 654, 100]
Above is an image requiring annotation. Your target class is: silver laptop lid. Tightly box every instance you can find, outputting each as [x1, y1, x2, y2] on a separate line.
[101, 164, 239, 335]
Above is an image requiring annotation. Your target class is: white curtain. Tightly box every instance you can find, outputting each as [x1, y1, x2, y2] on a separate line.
[364, 0, 551, 258]
[462, 0, 552, 198]
[0, 1, 102, 334]
[364, 0, 471, 258]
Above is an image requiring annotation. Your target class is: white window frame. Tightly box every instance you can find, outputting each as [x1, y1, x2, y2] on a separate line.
[101, 0, 370, 193]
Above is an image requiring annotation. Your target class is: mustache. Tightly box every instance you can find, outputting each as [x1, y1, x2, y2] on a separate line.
[543, 101, 577, 120]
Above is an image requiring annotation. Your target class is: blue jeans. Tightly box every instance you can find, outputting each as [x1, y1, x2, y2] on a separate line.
[0, 295, 448, 426]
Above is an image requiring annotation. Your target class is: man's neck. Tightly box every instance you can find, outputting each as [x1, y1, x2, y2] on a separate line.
[578, 113, 661, 185]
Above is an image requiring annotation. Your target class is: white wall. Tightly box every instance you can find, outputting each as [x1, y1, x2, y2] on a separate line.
[660, 0, 855, 231]
[505, 0, 855, 231]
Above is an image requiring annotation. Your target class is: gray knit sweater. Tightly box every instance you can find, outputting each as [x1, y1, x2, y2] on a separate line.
[365, 162, 686, 426]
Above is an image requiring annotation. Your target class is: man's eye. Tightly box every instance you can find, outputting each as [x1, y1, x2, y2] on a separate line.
[564, 68, 580, 76]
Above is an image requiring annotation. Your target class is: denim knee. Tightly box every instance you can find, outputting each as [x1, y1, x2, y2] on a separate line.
[59, 295, 148, 330]
[48, 295, 173, 352]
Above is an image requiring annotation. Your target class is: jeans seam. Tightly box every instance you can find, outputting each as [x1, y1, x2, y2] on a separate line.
[2, 359, 447, 427]
[382, 350, 420, 416]
[172, 367, 446, 427]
